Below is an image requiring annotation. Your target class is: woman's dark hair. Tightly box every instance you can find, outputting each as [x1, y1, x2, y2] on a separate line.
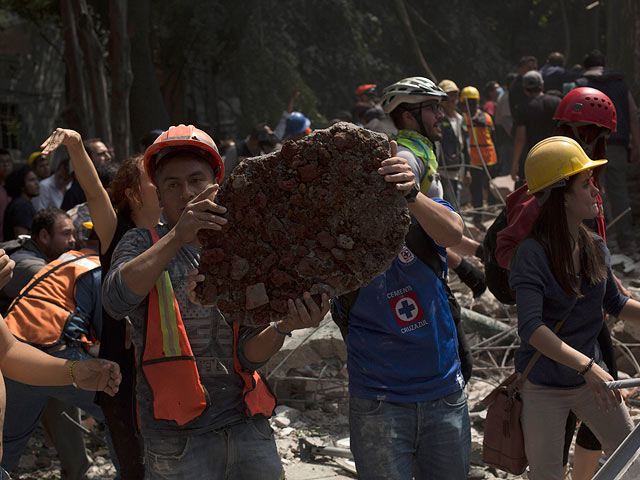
[5, 165, 32, 198]
[110, 155, 144, 215]
[529, 175, 607, 296]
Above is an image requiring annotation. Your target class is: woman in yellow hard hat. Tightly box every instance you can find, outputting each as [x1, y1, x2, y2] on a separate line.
[508, 136, 640, 479]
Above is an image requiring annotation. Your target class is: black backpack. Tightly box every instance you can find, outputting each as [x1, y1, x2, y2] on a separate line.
[481, 209, 516, 305]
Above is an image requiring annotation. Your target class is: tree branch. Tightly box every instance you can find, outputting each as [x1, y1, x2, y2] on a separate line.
[393, 0, 438, 82]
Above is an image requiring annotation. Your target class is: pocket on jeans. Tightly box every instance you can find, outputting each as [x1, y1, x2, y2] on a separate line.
[441, 389, 466, 408]
[250, 417, 275, 440]
[349, 395, 382, 415]
[145, 435, 189, 460]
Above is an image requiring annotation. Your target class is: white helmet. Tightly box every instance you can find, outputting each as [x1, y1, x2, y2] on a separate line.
[381, 77, 447, 114]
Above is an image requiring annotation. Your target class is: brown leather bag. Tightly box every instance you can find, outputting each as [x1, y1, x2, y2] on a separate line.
[480, 314, 571, 475]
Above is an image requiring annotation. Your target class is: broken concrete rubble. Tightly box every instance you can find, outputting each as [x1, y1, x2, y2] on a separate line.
[196, 122, 411, 325]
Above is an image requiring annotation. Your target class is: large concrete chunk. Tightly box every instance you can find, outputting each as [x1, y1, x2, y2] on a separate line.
[197, 122, 410, 325]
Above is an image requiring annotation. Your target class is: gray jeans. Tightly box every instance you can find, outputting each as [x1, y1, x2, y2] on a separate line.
[520, 380, 633, 480]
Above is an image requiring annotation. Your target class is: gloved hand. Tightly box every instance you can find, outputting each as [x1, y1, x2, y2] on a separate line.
[453, 258, 486, 298]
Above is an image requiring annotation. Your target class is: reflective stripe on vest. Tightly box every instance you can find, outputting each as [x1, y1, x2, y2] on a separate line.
[4, 250, 99, 348]
[396, 130, 439, 194]
[141, 228, 209, 426]
[141, 227, 276, 425]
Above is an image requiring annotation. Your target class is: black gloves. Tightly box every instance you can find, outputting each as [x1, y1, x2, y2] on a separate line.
[453, 258, 487, 298]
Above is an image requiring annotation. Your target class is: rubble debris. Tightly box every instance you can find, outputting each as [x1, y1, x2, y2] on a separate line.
[197, 122, 410, 325]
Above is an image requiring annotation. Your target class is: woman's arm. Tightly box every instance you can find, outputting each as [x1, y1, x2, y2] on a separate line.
[618, 298, 640, 322]
[528, 325, 621, 411]
[41, 129, 116, 253]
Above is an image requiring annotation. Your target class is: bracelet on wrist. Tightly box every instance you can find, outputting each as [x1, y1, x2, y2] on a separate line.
[578, 358, 595, 376]
[273, 321, 292, 337]
[69, 360, 79, 389]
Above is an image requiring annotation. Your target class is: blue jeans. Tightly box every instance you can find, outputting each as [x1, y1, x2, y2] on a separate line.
[349, 389, 471, 480]
[1, 347, 117, 474]
[143, 417, 282, 479]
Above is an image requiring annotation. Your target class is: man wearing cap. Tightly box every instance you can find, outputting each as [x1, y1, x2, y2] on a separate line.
[102, 124, 334, 479]
[29, 151, 51, 181]
[510, 70, 562, 184]
[436, 79, 470, 208]
[283, 111, 311, 141]
[355, 84, 377, 106]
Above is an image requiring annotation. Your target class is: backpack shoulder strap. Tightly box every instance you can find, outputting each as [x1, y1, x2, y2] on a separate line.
[332, 215, 446, 339]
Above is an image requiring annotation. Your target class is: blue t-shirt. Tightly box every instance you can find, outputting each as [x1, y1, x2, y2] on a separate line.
[344, 198, 464, 402]
[510, 236, 628, 388]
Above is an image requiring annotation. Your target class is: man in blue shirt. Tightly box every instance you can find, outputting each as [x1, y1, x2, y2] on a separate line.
[334, 77, 470, 479]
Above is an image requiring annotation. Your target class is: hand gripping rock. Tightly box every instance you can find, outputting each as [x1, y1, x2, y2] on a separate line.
[196, 122, 411, 326]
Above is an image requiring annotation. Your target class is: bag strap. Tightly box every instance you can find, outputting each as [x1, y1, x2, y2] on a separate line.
[515, 307, 575, 390]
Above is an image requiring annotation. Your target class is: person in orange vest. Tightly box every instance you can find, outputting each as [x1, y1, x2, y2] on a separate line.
[0, 240, 121, 476]
[103, 125, 343, 479]
[460, 86, 499, 231]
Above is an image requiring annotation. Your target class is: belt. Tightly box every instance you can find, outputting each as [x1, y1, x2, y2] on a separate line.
[42, 340, 85, 354]
[43, 344, 68, 354]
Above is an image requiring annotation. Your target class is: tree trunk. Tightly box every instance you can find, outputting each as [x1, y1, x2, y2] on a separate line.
[559, 0, 571, 63]
[128, 0, 170, 145]
[109, 0, 132, 161]
[74, 0, 112, 148]
[60, 0, 90, 135]
[393, 0, 437, 82]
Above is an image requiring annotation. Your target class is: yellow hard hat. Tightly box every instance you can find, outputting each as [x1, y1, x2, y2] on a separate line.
[525, 136, 607, 195]
[438, 79, 459, 93]
[459, 86, 480, 101]
[28, 151, 43, 166]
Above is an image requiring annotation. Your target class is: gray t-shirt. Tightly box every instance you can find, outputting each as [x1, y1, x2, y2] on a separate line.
[102, 224, 266, 438]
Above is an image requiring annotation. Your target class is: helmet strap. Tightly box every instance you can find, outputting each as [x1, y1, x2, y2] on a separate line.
[409, 104, 428, 138]
[536, 179, 567, 206]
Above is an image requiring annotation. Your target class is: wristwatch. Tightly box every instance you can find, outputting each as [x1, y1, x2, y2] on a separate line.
[405, 184, 420, 203]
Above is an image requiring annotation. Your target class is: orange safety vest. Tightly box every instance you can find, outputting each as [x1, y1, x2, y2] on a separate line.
[141, 228, 275, 426]
[463, 111, 498, 166]
[5, 249, 100, 348]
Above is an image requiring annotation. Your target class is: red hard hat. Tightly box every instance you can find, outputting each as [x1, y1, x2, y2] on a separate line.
[143, 124, 224, 185]
[553, 87, 617, 132]
[355, 84, 376, 97]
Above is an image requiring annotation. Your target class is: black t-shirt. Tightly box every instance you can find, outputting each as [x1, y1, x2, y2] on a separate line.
[3, 197, 36, 240]
[514, 93, 561, 176]
[61, 179, 87, 211]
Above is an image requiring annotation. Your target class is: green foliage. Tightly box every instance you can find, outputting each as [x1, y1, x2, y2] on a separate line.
[1, 0, 632, 140]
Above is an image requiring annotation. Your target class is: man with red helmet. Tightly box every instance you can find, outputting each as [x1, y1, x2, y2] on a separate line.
[355, 84, 377, 106]
[103, 124, 360, 478]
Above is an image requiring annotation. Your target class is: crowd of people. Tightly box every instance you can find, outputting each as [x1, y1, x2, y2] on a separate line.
[0, 47, 637, 480]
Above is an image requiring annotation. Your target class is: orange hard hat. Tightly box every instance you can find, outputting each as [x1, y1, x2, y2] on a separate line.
[143, 124, 224, 185]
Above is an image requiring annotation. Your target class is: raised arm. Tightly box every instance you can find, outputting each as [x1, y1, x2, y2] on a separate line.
[41, 129, 116, 253]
